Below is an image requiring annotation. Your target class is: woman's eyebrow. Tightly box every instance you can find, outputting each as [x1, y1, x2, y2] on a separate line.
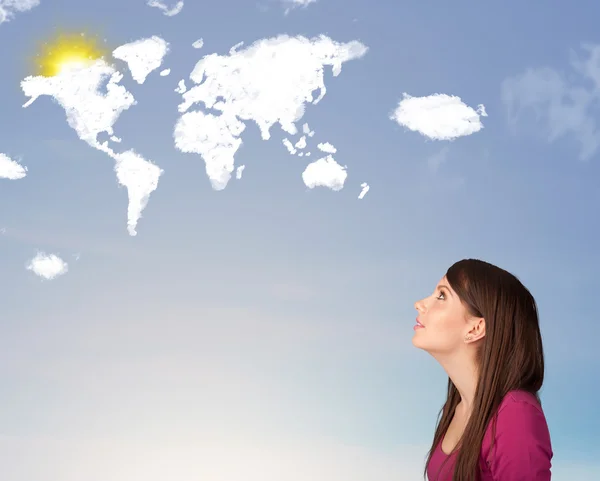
[436, 284, 453, 297]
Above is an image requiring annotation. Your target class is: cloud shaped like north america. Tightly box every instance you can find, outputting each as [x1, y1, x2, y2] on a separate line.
[20, 36, 169, 236]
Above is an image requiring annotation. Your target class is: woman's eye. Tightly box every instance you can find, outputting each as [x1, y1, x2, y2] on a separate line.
[436, 291, 446, 300]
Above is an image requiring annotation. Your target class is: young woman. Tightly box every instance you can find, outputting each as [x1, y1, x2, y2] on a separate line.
[413, 259, 552, 481]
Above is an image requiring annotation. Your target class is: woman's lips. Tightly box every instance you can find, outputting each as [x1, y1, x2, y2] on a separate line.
[414, 318, 425, 330]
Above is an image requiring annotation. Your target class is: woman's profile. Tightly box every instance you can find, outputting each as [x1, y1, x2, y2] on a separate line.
[413, 259, 552, 481]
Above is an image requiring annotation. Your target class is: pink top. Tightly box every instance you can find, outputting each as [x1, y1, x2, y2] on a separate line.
[426, 390, 553, 481]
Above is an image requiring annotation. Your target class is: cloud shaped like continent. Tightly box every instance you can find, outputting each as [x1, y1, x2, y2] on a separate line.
[174, 34, 368, 190]
[21, 62, 135, 153]
[113, 36, 170, 84]
[21, 59, 163, 236]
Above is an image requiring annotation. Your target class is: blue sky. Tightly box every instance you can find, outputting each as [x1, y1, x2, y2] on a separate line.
[0, 0, 599, 479]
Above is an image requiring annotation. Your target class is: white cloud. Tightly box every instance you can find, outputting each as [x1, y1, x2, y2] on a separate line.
[295, 136, 307, 149]
[174, 109, 245, 190]
[159, 68, 170, 76]
[501, 44, 600, 160]
[283, 135, 308, 156]
[174, 79, 186, 94]
[427, 146, 449, 173]
[26, 252, 68, 280]
[317, 141, 336, 153]
[303, 123, 315, 136]
[236, 164, 245, 179]
[174, 34, 367, 190]
[302, 154, 347, 191]
[283, 138, 297, 155]
[146, 0, 183, 16]
[112, 36, 169, 84]
[282, 0, 317, 14]
[0, 0, 39, 24]
[21, 54, 164, 236]
[358, 182, 369, 199]
[113, 150, 162, 236]
[0, 152, 27, 179]
[390, 93, 487, 141]
[192, 38, 204, 49]
[21, 61, 135, 154]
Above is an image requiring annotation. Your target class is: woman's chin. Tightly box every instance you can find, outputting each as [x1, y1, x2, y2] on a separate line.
[411, 333, 425, 349]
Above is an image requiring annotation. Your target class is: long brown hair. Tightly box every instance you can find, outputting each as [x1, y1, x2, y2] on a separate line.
[423, 259, 545, 481]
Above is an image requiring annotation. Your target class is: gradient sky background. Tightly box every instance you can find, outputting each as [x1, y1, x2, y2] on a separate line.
[1, 0, 599, 479]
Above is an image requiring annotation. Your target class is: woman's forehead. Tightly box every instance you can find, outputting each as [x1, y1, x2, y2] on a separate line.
[436, 276, 458, 296]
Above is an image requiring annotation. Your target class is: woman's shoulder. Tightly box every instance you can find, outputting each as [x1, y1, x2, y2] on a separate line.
[497, 389, 544, 414]
[480, 390, 553, 475]
[481, 389, 549, 451]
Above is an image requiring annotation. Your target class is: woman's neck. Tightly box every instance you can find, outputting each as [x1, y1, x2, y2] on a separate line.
[435, 351, 479, 414]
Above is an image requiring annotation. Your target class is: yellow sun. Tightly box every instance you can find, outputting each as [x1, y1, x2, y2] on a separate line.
[35, 32, 107, 77]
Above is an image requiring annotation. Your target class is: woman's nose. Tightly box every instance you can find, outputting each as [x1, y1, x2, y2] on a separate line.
[415, 300, 423, 312]
[414, 298, 426, 312]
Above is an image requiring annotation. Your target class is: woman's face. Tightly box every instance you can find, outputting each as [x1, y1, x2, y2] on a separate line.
[412, 276, 473, 355]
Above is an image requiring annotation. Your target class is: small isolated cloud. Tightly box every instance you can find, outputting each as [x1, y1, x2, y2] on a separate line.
[391, 93, 487, 141]
[174, 34, 367, 190]
[317, 142, 336, 154]
[26, 252, 68, 280]
[0, 0, 39, 24]
[302, 154, 347, 191]
[175, 79, 186, 94]
[502, 44, 600, 160]
[282, 0, 317, 14]
[295, 136, 307, 150]
[283, 138, 297, 155]
[0, 152, 27, 179]
[146, 0, 183, 16]
[358, 182, 369, 199]
[112, 36, 170, 84]
[192, 38, 204, 49]
[236, 165, 245, 179]
[427, 146, 450, 173]
[159, 68, 170, 76]
[282, 133, 309, 157]
[303, 123, 315, 137]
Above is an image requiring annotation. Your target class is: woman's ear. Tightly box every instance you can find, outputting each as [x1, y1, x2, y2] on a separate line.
[466, 317, 485, 341]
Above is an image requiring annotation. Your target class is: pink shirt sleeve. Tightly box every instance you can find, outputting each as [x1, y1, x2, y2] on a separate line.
[487, 397, 553, 481]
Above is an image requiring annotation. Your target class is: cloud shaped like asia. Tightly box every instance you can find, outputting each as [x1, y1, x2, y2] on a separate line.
[174, 34, 367, 191]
